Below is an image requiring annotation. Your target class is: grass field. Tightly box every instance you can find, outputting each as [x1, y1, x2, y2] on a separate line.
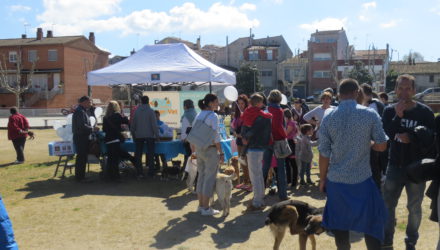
[0, 129, 438, 249]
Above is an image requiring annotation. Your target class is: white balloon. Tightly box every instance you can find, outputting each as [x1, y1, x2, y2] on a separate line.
[90, 116, 96, 127]
[56, 127, 65, 139]
[281, 94, 288, 105]
[94, 107, 103, 117]
[66, 114, 73, 125]
[223, 86, 238, 102]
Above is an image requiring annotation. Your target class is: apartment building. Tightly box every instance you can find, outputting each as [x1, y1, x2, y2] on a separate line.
[277, 52, 308, 98]
[0, 28, 111, 108]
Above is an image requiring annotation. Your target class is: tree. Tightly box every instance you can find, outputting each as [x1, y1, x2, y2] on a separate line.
[386, 69, 399, 92]
[235, 64, 262, 96]
[0, 51, 36, 108]
[402, 51, 424, 64]
[347, 61, 373, 84]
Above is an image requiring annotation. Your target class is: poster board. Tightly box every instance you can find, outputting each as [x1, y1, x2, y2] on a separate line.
[48, 141, 75, 156]
[143, 91, 208, 128]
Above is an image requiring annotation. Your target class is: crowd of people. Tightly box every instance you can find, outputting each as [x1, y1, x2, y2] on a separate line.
[3, 72, 440, 250]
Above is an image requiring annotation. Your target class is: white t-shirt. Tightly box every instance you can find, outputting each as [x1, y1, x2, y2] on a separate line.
[303, 105, 335, 123]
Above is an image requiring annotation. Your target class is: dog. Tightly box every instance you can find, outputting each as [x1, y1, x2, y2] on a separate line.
[230, 157, 240, 186]
[162, 160, 182, 180]
[27, 131, 35, 140]
[214, 167, 237, 216]
[265, 200, 325, 250]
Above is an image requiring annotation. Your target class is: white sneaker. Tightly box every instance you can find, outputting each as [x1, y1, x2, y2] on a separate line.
[197, 206, 203, 212]
[201, 208, 220, 216]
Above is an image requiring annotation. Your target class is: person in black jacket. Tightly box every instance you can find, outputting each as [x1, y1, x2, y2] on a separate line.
[72, 96, 98, 182]
[382, 74, 436, 250]
[103, 101, 129, 181]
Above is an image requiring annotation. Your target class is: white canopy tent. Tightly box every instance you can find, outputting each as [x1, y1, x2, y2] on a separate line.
[87, 43, 236, 91]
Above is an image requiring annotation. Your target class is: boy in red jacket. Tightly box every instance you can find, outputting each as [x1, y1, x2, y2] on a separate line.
[7, 107, 29, 164]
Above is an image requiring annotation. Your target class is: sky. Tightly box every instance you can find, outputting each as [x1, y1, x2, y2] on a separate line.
[1, 0, 440, 61]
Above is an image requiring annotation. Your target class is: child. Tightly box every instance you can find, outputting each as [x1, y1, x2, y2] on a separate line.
[297, 124, 318, 185]
[241, 93, 272, 212]
[284, 109, 299, 187]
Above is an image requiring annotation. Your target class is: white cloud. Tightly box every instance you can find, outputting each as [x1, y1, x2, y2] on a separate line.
[362, 2, 376, 10]
[264, 0, 284, 4]
[380, 19, 400, 28]
[358, 15, 368, 21]
[10, 5, 31, 12]
[299, 18, 348, 31]
[36, 1, 259, 36]
[430, 3, 440, 15]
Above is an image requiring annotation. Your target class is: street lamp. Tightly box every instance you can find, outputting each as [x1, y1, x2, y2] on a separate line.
[252, 65, 257, 92]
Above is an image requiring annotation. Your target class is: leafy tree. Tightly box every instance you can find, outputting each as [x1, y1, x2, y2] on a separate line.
[386, 69, 399, 92]
[347, 61, 373, 84]
[402, 51, 424, 64]
[235, 64, 262, 96]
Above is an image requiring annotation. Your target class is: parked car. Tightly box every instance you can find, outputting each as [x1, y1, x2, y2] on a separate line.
[415, 87, 440, 102]
[387, 91, 397, 103]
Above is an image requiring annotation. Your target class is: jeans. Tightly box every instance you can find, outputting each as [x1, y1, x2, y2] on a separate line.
[333, 230, 380, 250]
[134, 138, 156, 176]
[247, 150, 265, 207]
[73, 135, 90, 181]
[107, 142, 121, 180]
[12, 137, 26, 162]
[263, 147, 287, 200]
[300, 161, 311, 181]
[383, 164, 426, 247]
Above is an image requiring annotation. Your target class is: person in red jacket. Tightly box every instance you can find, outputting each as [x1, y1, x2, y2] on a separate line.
[262, 90, 289, 201]
[7, 107, 30, 164]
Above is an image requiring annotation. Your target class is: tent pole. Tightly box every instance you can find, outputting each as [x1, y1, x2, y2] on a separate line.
[128, 84, 132, 110]
[209, 81, 212, 94]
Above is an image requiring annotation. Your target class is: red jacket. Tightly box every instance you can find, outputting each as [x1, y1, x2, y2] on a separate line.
[8, 113, 29, 140]
[268, 105, 287, 141]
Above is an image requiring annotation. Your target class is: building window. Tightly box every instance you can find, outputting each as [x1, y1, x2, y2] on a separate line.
[284, 68, 291, 82]
[293, 67, 304, 77]
[267, 50, 273, 60]
[28, 50, 37, 62]
[429, 75, 434, 83]
[327, 38, 336, 43]
[48, 50, 57, 62]
[9, 51, 17, 63]
[249, 50, 259, 61]
[261, 70, 272, 77]
[313, 53, 332, 61]
[313, 70, 331, 78]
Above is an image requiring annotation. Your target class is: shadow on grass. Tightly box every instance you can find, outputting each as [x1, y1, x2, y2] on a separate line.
[16, 172, 189, 200]
[0, 160, 58, 169]
[150, 210, 266, 249]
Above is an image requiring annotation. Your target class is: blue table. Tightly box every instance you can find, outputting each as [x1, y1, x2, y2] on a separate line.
[120, 139, 186, 161]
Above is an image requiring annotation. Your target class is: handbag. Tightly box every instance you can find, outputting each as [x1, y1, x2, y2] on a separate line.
[273, 138, 292, 158]
[406, 158, 438, 184]
[186, 112, 216, 150]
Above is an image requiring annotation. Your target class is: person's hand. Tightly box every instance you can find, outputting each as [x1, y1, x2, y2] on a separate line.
[191, 152, 197, 159]
[93, 127, 100, 132]
[394, 101, 406, 118]
[319, 178, 326, 193]
[242, 138, 248, 145]
[218, 153, 224, 164]
[396, 133, 410, 143]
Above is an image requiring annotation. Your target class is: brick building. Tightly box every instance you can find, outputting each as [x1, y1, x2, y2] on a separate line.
[0, 28, 111, 108]
[307, 29, 349, 94]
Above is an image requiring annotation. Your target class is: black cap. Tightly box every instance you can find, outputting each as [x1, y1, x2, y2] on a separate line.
[78, 96, 90, 103]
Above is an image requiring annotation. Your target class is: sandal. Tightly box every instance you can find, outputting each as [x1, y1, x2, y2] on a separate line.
[235, 184, 244, 189]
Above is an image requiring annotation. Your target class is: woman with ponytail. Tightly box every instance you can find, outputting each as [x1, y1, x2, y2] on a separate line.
[191, 94, 224, 216]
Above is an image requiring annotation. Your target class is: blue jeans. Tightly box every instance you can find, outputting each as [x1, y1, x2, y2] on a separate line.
[263, 147, 287, 200]
[300, 161, 311, 181]
[383, 164, 426, 246]
[134, 138, 156, 176]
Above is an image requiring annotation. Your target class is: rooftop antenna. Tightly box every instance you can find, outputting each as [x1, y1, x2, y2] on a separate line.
[24, 23, 31, 36]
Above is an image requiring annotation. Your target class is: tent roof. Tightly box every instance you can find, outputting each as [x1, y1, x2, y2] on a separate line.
[87, 43, 235, 86]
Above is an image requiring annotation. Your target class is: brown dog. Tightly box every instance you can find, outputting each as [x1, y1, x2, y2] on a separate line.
[265, 200, 325, 250]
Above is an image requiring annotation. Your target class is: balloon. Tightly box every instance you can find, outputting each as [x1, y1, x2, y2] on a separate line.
[66, 114, 73, 125]
[94, 107, 103, 117]
[281, 94, 288, 105]
[223, 86, 238, 102]
[90, 117, 96, 127]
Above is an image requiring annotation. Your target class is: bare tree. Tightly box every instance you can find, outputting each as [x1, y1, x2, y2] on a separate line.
[0, 51, 36, 107]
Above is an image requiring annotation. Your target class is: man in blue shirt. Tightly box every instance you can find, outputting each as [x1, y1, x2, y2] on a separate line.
[318, 78, 388, 250]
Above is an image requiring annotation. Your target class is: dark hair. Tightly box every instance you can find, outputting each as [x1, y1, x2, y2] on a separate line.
[396, 74, 416, 89]
[78, 95, 90, 103]
[249, 93, 264, 106]
[300, 124, 313, 135]
[198, 93, 217, 110]
[361, 83, 373, 96]
[234, 94, 249, 119]
[284, 109, 292, 119]
[141, 96, 149, 104]
[183, 99, 194, 109]
[10, 107, 18, 114]
[154, 110, 160, 116]
[339, 78, 359, 96]
[378, 92, 388, 101]
[294, 98, 303, 104]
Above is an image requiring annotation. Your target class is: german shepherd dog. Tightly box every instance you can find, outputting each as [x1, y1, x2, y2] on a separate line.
[265, 200, 325, 250]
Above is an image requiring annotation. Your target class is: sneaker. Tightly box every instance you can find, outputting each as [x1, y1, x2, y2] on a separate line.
[242, 204, 266, 214]
[235, 184, 245, 189]
[13, 160, 24, 164]
[197, 206, 204, 212]
[201, 208, 220, 216]
[244, 185, 253, 192]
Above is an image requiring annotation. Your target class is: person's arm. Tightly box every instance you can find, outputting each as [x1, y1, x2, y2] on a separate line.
[180, 117, 190, 140]
[319, 154, 329, 192]
[303, 107, 317, 123]
[382, 105, 399, 140]
[150, 111, 159, 139]
[23, 116, 30, 131]
[8, 116, 21, 135]
[372, 142, 387, 152]
[372, 111, 389, 151]
[286, 123, 294, 135]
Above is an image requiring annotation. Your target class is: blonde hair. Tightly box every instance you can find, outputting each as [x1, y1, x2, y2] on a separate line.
[320, 91, 333, 101]
[105, 100, 121, 117]
[268, 89, 282, 104]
